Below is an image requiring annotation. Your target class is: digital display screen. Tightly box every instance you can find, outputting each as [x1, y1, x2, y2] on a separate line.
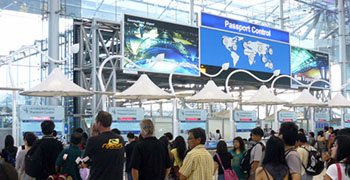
[291, 47, 329, 88]
[200, 27, 290, 75]
[123, 14, 199, 76]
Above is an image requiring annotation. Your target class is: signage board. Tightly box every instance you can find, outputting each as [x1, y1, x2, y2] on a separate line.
[344, 113, 350, 122]
[291, 46, 329, 89]
[19, 105, 64, 138]
[234, 111, 257, 122]
[109, 107, 144, 121]
[278, 111, 296, 122]
[123, 14, 199, 76]
[314, 112, 330, 122]
[200, 12, 290, 75]
[236, 122, 257, 132]
[178, 109, 207, 121]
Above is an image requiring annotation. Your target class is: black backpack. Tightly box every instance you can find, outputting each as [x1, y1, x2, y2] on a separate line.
[240, 142, 265, 174]
[302, 147, 324, 176]
[25, 140, 43, 177]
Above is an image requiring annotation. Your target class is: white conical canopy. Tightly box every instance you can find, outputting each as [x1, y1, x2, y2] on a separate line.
[20, 68, 93, 97]
[328, 93, 350, 107]
[185, 80, 235, 103]
[289, 89, 325, 106]
[243, 85, 287, 105]
[114, 74, 173, 100]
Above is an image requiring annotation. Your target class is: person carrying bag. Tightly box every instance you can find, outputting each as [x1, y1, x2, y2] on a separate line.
[215, 154, 238, 180]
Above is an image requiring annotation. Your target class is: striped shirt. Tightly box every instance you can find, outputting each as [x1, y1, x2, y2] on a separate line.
[179, 144, 214, 180]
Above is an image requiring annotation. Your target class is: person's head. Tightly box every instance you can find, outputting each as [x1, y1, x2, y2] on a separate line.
[70, 132, 82, 146]
[233, 136, 245, 151]
[216, 129, 220, 134]
[4, 135, 14, 148]
[74, 128, 84, 134]
[164, 132, 173, 141]
[159, 136, 169, 147]
[172, 136, 187, 161]
[324, 126, 329, 131]
[337, 128, 350, 137]
[298, 128, 305, 135]
[41, 120, 55, 135]
[329, 127, 334, 133]
[332, 135, 350, 176]
[111, 128, 121, 135]
[127, 132, 135, 142]
[262, 136, 287, 166]
[270, 130, 275, 136]
[251, 127, 264, 142]
[279, 122, 298, 146]
[296, 133, 307, 146]
[317, 130, 324, 137]
[188, 128, 206, 149]
[216, 140, 228, 154]
[308, 132, 315, 138]
[140, 119, 154, 137]
[0, 160, 18, 180]
[95, 111, 112, 128]
[24, 132, 37, 147]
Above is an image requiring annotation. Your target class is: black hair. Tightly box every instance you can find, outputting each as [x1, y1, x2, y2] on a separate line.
[95, 111, 112, 127]
[317, 130, 324, 137]
[74, 128, 84, 133]
[233, 136, 245, 152]
[216, 129, 220, 133]
[111, 128, 121, 135]
[279, 122, 298, 146]
[324, 126, 329, 131]
[52, 130, 57, 137]
[216, 140, 228, 154]
[188, 128, 206, 144]
[270, 130, 276, 136]
[70, 133, 82, 145]
[24, 132, 37, 147]
[298, 128, 305, 135]
[164, 132, 173, 141]
[296, 133, 307, 143]
[309, 132, 315, 137]
[337, 128, 350, 137]
[0, 160, 18, 180]
[41, 120, 55, 135]
[127, 132, 135, 139]
[251, 127, 264, 137]
[4, 135, 14, 148]
[262, 136, 287, 166]
[159, 136, 169, 147]
[173, 136, 187, 161]
[335, 135, 350, 177]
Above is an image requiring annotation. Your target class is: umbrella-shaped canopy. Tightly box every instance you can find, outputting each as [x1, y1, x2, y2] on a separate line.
[289, 89, 326, 107]
[20, 68, 93, 97]
[243, 85, 287, 105]
[114, 74, 174, 100]
[185, 80, 235, 103]
[328, 92, 350, 108]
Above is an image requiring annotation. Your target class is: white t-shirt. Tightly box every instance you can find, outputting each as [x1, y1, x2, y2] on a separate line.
[326, 163, 350, 180]
[249, 141, 265, 164]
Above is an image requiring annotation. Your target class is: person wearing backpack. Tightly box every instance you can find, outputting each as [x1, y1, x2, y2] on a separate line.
[255, 136, 289, 180]
[245, 127, 265, 180]
[296, 133, 324, 180]
[1, 135, 18, 167]
[16, 132, 37, 180]
[213, 140, 233, 180]
[25, 120, 63, 180]
[279, 122, 302, 180]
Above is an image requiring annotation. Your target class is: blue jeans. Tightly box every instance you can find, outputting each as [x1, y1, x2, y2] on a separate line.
[127, 172, 133, 180]
[218, 174, 224, 180]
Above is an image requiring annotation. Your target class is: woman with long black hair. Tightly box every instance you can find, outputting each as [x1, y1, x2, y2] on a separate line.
[170, 136, 187, 180]
[325, 135, 350, 180]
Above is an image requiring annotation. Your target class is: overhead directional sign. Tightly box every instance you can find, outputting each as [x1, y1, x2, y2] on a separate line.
[278, 111, 296, 122]
[234, 111, 257, 122]
[109, 107, 145, 121]
[314, 112, 330, 122]
[344, 113, 350, 122]
[178, 109, 207, 121]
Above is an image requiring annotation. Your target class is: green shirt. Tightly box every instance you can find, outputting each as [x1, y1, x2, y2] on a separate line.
[56, 145, 82, 180]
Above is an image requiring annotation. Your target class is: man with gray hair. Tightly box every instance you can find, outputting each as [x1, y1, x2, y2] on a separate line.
[130, 119, 171, 180]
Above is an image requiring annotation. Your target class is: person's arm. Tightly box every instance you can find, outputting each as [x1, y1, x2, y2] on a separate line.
[251, 161, 259, 175]
[324, 174, 332, 180]
[132, 168, 139, 180]
[290, 173, 301, 180]
[255, 167, 263, 180]
[179, 174, 187, 180]
[165, 168, 170, 179]
[214, 162, 218, 173]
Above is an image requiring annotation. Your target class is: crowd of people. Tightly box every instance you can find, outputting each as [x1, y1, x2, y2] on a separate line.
[0, 110, 350, 180]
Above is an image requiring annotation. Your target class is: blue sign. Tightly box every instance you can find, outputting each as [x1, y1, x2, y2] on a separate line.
[200, 27, 290, 75]
[234, 111, 257, 122]
[343, 113, 350, 122]
[236, 122, 257, 132]
[314, 112, 330, 122]
[178, 109, 207, 121]
[201, 12, 289, 43]
[109, 107, 144, 121]
[278, 111, 296, 122]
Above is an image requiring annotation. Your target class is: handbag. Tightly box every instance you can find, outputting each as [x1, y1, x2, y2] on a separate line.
[216, 153, 238, 180]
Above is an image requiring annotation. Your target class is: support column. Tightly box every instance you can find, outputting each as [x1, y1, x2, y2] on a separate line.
[92, 19, 98, 116]
[339, 0, 347, 93]
[172, 99, 178, 137]
[48, 0, 60, 105]
[279, 0, 284, 30]
[190, 0, 194, 25]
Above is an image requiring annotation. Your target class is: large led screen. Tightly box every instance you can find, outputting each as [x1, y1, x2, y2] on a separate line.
[291, 47, 329, 88]
[123, 14, 199, 76]
[200, 13, 291, 75]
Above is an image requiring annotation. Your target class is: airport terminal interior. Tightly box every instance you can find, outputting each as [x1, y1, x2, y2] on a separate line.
[0, 0, 349, 150]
